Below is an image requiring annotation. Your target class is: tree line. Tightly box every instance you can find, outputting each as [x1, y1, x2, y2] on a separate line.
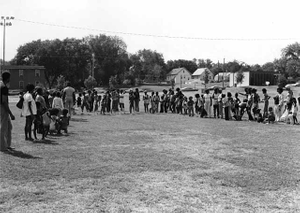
[9, 34, 300, 88]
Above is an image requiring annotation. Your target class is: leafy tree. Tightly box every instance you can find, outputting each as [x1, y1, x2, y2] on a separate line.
[286, 60, 300, 78]
[235, 71, 245, 85]
[166, 59, 197, 73]
[261, 62, 274, 72]
[197, 59, 213, 69]
[109, 75, 118, 89]
[11, 38, 92, 88]
[250, 64, 263, 72]
[282, 42, 300, 60]
[85, 34, 130, 86]
[84, 75, 97, 90]
[130, 49, 166, 82]
[226, 61, 241, 73]
[273, 58, 287, 75]
[277, 75, 288, 87]
[204, 69, 210, 87]
[56, 75, 67, 90]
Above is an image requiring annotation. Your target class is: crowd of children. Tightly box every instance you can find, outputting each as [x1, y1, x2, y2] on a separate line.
[18, 87, 71, 141]
[73, 86, 299, 125]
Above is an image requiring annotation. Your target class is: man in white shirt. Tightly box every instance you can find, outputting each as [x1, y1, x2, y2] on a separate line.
[22, 84, 37, 141]
[63, 83, 75, 118]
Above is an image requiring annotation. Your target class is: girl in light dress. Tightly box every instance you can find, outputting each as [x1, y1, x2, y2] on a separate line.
[203, 89, 212, 118]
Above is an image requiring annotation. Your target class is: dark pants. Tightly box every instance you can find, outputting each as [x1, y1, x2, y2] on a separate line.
[25, 115, 34, 139]
[129, 101, 134, 113]
[107, 101, 111, 113]
[213, 104, 219, 118]
[134, 100, 139, 112]
[246, 106, 254, 120]
[224, 107, 230, 120]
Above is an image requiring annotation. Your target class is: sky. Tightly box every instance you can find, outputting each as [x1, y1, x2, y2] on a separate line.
[0, 0, 300, 66]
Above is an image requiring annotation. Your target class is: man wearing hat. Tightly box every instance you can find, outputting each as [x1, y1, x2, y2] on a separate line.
[0, 72, 15, 152]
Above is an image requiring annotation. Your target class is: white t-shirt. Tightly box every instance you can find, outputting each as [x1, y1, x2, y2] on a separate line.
[119, 93, 124, 104]
[22, 92, 37, 116]
[52, 97, 64, 109]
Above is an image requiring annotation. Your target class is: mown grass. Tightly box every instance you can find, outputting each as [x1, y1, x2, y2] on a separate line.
[1, 100, 300, 212]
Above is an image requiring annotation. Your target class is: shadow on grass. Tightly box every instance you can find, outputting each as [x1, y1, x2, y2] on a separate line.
[33, 139, 59, 145]
[70, 118, 88, 122]
[5, 150, 41, 159]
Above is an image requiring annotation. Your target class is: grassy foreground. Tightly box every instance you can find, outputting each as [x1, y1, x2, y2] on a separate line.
[1, 102, 300, 212]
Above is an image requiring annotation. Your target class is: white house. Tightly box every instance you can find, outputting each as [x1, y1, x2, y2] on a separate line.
[166, 67, 192, 85]
[214, 72, 230, 82]
[192, 68, 214, 81]
[229, 71, 276, 87]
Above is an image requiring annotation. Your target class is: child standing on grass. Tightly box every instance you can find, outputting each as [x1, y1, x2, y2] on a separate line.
[77, 93, 82, 109]
[223, 92, 233, 121]
[251, 88, 260, 116]
[218, 91, 224, 119]
[81, 92, 89, 114]
[287, 98, 298, 125]
[94, 95, 101, 114]
[232, 93, 241, 120]
[187, 96, 195, 116]
[170, 91, 176, 113]
[119, 90, 125, 113]
[212, 88, 220, 118]
[274, 87, 284, 122]
[129, 90, 135, 114]
[262, 88, 270, 119]
[153, 92, 160, 113]
[100, 94, 107, 115]
[182, 96, 188, 115]
[143, 91, 150, 113]
[111, 90, 119, 114]
[194, 94, 200, 115]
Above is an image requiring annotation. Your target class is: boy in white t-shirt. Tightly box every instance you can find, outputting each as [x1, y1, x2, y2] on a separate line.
[119, 90, 125, 112]
[22, 84, 37, 141]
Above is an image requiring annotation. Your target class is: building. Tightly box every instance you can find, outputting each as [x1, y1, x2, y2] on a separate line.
[213, 72, 230, 82]
[166, 67, 192, 85]
[1, 65, 46, 90]
[192, 68, 214, 82]
[229, 71, 276, 87]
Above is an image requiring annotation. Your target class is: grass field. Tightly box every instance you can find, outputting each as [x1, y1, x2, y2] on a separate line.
[1, 87, 300, 212]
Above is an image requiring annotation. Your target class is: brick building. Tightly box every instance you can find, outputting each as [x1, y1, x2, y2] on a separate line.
[0, 65, 46, 90]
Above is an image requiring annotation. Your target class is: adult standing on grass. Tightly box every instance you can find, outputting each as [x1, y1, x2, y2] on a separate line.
[134, 88, 140, 112]
[274, 87, 284, 122]
[203, 89, 212, 118]
[63, 83, 75, 117]
[22, 84, 37, 141]
[0, 72, 15, 152]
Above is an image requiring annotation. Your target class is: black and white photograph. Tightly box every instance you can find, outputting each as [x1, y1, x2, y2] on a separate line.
[1, 0, 300, 212]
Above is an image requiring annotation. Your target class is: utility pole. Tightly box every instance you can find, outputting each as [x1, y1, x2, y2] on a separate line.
[222, 58, 225, 88]
[0, 16, 14, 72]
[91, 53, 95, 78]
[217, 60, 219, 82]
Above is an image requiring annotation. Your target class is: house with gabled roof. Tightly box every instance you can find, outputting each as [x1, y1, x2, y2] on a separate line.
[192, 68, 214, 81]
[166, 67, 192, 85]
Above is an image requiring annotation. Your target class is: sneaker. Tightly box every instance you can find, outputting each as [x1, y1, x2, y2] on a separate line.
[7, 147, 15, 150]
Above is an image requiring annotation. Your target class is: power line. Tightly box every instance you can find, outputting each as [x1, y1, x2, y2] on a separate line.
[15, 18, 300, 41]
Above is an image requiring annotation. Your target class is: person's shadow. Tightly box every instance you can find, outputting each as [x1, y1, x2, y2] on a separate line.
[5, 150, 41, 159]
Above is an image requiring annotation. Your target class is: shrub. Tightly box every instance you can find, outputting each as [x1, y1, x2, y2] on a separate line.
[84, 76, 97, 90]
[277, 75, 288, 87]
